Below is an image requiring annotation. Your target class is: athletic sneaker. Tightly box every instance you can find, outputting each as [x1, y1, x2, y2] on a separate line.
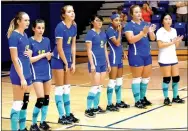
[30, 124, 40, 131]
[135, 101, 147, 109]
[172, 95, 185, 104]
[67, 113, 79, 123]
[58, 116, 72, 125]
[93, 106, 106, 114]
[106, 104, 119, 112]
[116, 101, 130, 108]
[85, 109, 96, 118]
[141, 97, 152, 106]
[164, 97, 172, 106]
[19, 128, 28, 131]
[39, 121, 51, 131]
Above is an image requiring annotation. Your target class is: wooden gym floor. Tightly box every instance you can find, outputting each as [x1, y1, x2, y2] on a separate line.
[1, 57, 187, 130]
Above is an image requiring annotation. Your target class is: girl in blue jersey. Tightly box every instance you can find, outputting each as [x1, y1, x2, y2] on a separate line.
[156, 13, 184, 106]
[51, 5, 79, 124]
[124, 5, 156, 109]
[106, 12, 130, 112]
[85, 15, 111, 118]
[29, 19, 52, 131]
[7, 12, 32, 131]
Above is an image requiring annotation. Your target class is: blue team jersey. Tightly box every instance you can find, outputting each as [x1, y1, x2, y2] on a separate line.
[8, 31, 32, 79]
[29, 37, 52, 80]
[52, 21, 77, 62]
[106, 26, 123, 64]
[123, 20, 150, 56]
[85, 29, 107, 66]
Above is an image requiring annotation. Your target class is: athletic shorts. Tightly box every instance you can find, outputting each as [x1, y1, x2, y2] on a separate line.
[51, 57, 72, 69]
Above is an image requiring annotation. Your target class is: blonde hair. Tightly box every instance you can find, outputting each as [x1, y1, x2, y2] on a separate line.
[60, 5, 73, 20]
[7, 12, 27, 38]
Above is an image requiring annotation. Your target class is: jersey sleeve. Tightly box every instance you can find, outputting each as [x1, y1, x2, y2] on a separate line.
[106, 28, 115, 39]
[8, 33, 18, 48]
[156, 29, 163, 41]
[55, 24, 64, 38]
[85, 31, 93, 43]
[29, 38, 33, 51]
[123, 23, 133, 33]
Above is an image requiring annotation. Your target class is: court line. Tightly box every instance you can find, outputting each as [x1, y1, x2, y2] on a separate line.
[105, 95, 188, 127]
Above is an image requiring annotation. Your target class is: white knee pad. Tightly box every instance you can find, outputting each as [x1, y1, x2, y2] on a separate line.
[90, 86, 98, 94]
[64, 84, 71, 94]
[116, 77, 123, 86]
[108, 79, 116, 88]
[141, 77, 150, 84]
[98, 85, 103, 93]
[132, 77, 142, 84]
[55, 86, 64, 95]
[12, 101, 23, 111]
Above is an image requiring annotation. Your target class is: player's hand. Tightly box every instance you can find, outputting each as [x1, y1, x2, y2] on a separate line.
[91, 64, 96, 73]
[107, 64, 111, 73]
[122, 52, 127, 60]
[46, 52, 52, 61]
[149, 24, 156, 33]
[142, 25, 150, 35]
[117, 24, 122, 32]
[20, 78, 27, 89]
[64, 63, 69, 72]
[24, 49, 32, 58]
[176, 35, 184, 43]
[70, 63, 76, 74]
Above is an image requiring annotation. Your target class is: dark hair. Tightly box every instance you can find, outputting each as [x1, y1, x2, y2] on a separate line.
[112, 11, 117, 15]
[129, 5, 140, 16]
[160, 13, 172, 26]
[7, 12, 28, 38]
[117, 5, 123, 14]
[60, 5, 73, 20]
[90, 14, 103, 28]
[32, 19, 45, 28]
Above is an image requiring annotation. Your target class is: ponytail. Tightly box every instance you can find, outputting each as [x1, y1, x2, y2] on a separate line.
[7, 18, 15, 38]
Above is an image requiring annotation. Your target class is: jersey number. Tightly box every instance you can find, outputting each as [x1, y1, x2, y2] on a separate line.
[67, 37, 72, 44]
[25, 45, 29, 50]
[38, 50, 45, 55]
[100, 40, 104, 48]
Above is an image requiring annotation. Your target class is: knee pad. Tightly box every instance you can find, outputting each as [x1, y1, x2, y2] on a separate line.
[108, 79, 116, 88]
[90, 86, 98, 94]
[55, 86, 63, 96]
[98, 85, 102, 93]
[44, 95, 49, 106]
[64, 84, 71, 94]
[172, 76, 180, 83]
[22, 93, 30, 110]
[163, 77, 171, 84]
[132, 77, 142, 84]
[116, 77, 123, 86]
[12, 101, 23, 111]
[141, 77, 150, 84]
[35, 98, 44, 108]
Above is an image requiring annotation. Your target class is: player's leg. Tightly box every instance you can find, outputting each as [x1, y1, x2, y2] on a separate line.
[171, 63, 184, 104]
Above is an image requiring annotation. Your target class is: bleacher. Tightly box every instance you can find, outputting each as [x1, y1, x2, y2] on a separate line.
[76, 1, 188, 53]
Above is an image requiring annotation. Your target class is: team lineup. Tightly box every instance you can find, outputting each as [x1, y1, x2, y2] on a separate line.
[7, 4, 185, 131]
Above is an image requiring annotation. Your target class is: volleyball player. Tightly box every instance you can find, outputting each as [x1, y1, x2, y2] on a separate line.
[7, 12, 32, 131]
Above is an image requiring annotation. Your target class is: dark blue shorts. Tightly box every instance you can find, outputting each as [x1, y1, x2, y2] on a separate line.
[158, 62, 178, 67]
[33, 78, 51, 83]
[128, 54, 152, 67]
[10, 75, 33, 86]
[110, 62, 123, 68]
[88, 63, 107, 73]
[51, 57, 72, 69]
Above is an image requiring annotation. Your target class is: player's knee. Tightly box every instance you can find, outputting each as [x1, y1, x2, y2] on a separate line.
[116, 77, 123, 86]
[141, 77, 150, 84]
[64, 84, 71, 94]
[90, 86, 98, 94]
[55, 86, 63, 96]
[35, 98, 45, 108]
[44, 95, 49, 106]
[132, 77, 142, 84]
[12, 101, 23, 111]
[21, 93, 30, 110]
[108, 79, 116, 88]
[163, 77, 171, 84]
[172, 76, 180, 83]
[98, 85, 103, 92]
